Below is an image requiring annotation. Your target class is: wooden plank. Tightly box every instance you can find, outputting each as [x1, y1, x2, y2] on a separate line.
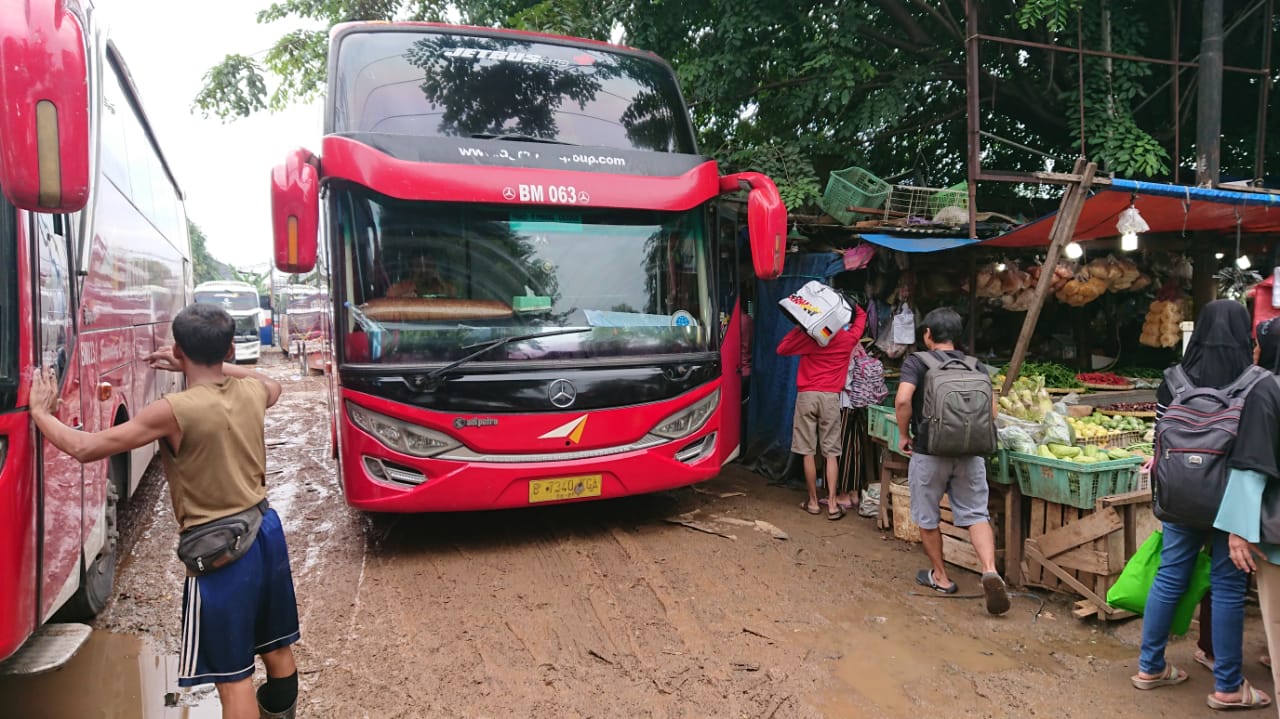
[939, 521, 969, 541]
[1028, 498, 1047, 585]
[943, 534, 982, 575]
[1052, 547, 1113, 575]
[1005, 482, 1023, 587]
[1025, 541, 1111, 609]
[1002, 159, 1097, 391]
[1043, 502, 1064, 591]
[1099, 489, 1153, 508]
[876, 442, 892, 531]
[1036, 508, 1124, 560]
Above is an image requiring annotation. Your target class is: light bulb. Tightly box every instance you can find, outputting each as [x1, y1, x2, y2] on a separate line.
[1064, 242, 1083, 260]
[1237, 255, 1253, 270]
[1120, 232, 1138, 251]
[1215, 252, 1225, 260]
[994, 262, 1007, 272]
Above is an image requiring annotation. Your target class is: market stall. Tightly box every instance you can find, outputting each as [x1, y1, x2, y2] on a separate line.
[751, 165, 1280, 616]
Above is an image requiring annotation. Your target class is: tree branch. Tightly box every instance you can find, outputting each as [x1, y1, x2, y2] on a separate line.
[872, 0, 933, 46]
[908, 0, 964, 41]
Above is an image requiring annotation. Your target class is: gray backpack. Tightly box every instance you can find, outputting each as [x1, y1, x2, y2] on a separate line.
[914, 351, 996, 457]
[1153, 364, 1269, 529]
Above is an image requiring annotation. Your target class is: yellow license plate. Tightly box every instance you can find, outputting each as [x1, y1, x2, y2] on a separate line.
[528, 474, 603, 504]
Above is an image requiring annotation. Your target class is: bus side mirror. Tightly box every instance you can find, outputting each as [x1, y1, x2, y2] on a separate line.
[0, 0, 91, 212]
[719, 172, 786, 280]
[271, 148, 319, 273]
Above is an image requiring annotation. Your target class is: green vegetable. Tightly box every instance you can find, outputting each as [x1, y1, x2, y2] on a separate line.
[1005, 362, 1084, 389]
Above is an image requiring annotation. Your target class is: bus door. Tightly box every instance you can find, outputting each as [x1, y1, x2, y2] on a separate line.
[33, 213, 84, 620]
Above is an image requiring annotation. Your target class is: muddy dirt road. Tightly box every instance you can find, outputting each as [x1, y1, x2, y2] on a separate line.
[3, 349, 1270, 717]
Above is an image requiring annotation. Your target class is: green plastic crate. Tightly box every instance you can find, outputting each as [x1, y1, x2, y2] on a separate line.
[1007, 452, 1143, 509]
[867, 404, 896, 443]
[926, 181, 970, 215]
[987, 449, 1012, 485]
[821, 167, 892, 225]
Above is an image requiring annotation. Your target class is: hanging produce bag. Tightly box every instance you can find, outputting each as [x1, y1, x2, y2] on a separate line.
[1106, 530, 1210, 635]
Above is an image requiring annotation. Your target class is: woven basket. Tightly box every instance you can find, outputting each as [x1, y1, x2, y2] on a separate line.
[888, 481, 921, 542]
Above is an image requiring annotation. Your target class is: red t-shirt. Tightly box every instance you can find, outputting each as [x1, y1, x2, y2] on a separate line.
[776, 306, 867, 392]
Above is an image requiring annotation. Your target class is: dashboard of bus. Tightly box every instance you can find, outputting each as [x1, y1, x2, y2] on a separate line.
[333, 189, 716, 367]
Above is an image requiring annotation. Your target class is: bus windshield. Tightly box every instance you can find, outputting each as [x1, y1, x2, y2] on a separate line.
[330, 29, 697, 153]
[335, 189, 713, 366]
[195, 290, 259, 312]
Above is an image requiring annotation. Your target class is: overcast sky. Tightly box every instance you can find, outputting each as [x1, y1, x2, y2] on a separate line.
[96, 0, 323, 272]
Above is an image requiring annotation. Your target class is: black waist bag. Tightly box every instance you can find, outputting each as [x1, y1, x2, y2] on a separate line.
[177, 499, 268, 575]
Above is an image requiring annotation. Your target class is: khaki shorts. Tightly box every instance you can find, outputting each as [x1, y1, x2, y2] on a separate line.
[791, 391, 842, 457]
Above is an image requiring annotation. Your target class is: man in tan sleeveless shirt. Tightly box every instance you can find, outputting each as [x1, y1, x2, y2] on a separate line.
[30, 303, 300, 719]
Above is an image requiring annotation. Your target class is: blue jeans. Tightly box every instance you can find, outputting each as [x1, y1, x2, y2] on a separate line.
[1139, 522, 1248, 693]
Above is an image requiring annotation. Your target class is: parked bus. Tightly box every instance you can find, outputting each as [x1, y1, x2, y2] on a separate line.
[271, 22, 785, 512]
[277, 283, 329, 373]
[194, 280, 262, 363]
[0, 0, 192, 668]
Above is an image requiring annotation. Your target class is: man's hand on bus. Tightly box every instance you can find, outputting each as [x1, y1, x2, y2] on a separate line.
[28, 367, 61, 418]
[146, 346, 182, 372]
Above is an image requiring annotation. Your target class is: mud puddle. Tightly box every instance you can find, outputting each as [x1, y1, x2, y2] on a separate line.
[0, 631, 220, 718]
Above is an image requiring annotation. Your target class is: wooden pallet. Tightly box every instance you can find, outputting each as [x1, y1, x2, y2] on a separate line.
[939, 494, 1005, 575]
[1022, 489, 1152, 620]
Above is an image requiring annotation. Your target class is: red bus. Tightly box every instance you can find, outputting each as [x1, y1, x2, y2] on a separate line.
[0, 0, 191, 667]
[271, 23, 784, 512]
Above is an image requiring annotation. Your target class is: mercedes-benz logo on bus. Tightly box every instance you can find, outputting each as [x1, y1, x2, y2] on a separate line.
[548, 379, 577, 408]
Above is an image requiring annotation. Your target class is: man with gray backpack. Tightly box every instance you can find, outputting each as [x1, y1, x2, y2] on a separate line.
[894, 308, 1010, 615]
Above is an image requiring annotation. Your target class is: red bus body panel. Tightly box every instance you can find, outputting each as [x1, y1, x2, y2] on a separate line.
[321, 135, 721, 211]
[338, 382, 723, 512]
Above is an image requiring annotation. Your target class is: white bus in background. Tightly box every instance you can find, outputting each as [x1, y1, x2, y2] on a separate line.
[193, 280, 262, 362]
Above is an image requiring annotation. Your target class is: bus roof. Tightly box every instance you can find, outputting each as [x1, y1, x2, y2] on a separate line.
[328, 21, 656, 62]
[195, 280, 259, 294]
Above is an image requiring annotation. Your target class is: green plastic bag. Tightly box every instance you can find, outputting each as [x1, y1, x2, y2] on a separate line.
[1106, 529, 1210, 636]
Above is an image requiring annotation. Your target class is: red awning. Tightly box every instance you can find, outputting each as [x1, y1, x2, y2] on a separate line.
[984, 178, 1280, 247]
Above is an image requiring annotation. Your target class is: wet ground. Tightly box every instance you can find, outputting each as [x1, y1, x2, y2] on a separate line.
[0, 348, 1271, 717]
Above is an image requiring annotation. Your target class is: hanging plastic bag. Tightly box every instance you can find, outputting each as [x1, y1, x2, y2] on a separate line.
[892, 303, 916, 345]
[1106, 530, 1210, 635]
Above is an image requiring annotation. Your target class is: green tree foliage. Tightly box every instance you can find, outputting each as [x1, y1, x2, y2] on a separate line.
[197, 1, 1278, 213]
[187, 219, 223, 284]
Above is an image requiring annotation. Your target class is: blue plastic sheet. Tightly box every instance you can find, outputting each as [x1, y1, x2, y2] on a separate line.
[745, 252, 846, 471]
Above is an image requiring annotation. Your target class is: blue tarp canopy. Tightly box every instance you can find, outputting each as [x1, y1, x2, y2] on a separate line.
[858, 234, 985, 253]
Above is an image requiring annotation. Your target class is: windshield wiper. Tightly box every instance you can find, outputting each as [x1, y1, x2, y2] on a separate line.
[421, 328, 592, 388]
[468, 132, 575, 146]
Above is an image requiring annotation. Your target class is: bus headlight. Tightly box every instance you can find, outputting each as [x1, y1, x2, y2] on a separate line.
[346, 402, 461, 458]
[650, 390, 719, 440]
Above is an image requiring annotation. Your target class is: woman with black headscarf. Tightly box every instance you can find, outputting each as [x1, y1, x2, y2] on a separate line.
[1132, 301, 1273, 711]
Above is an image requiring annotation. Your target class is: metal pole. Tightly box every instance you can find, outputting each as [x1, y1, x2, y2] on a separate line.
[1197, 0, 1224, 186]
[973, 33, 1267, 75]
[1172, 0, 1181, 184]
[1254, 0, 1273, 182]
[966, 0, 980, 240]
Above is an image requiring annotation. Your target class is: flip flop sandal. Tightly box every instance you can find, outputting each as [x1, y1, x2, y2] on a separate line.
[799, 501, 821, 516]
[1194, 649, 1214, 672]
[981, 572, 1011, 616]
[915, 568, 957, 594]
[1207, 680, 1272, 710]
[826, 506, 845, 521]
[1131, 664, 1189, 690]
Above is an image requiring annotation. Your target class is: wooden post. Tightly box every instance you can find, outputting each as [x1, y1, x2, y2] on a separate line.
[1002, 159, 1097, 395]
